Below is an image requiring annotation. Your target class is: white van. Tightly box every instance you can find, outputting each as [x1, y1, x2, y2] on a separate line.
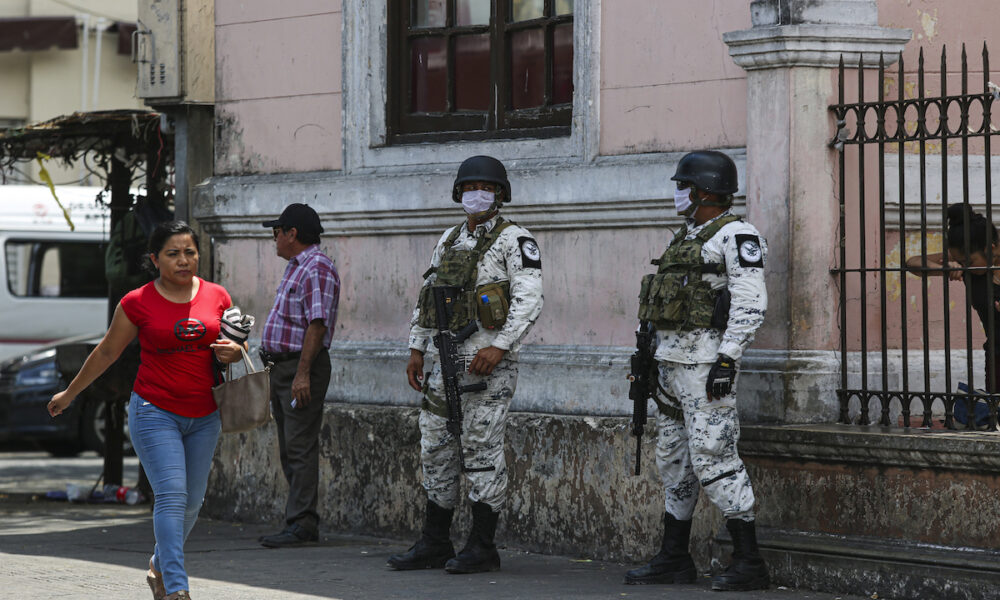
[0, 186, 110, 362]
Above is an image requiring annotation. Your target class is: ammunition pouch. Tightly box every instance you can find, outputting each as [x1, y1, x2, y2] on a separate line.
[475, 281, 510, 330]
[417, 286, 477, 331]
[638, 268, 722, 332]
[637, 214, 740, 332]
[416, 219, 516, 332]
[710, 288, 731, 330]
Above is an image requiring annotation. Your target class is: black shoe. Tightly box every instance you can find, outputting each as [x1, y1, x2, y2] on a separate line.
[259, 523, 319, 548]
[387, 536, 456, 570]
[624, 512, 697, 585]
[711, 519, 769, 591]
[387, 500, 455, 570]
[445, 501, 501, 574]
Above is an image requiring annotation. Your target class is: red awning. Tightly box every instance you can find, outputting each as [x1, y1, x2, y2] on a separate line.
[0, 16, 77, 52]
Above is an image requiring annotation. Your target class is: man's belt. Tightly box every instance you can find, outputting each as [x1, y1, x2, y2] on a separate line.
[259, 349, 302, 364]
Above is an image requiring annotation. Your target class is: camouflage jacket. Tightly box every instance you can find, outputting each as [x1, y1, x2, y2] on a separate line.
[654, 210, 768, 364]
[409, 214, 544, 358]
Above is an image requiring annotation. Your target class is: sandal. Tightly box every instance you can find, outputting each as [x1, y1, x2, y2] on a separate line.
[146, 558, 166, 600]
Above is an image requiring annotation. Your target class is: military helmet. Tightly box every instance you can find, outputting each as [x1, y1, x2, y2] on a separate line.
[452, 155, 511, 203]
[671, 150, 739, 196]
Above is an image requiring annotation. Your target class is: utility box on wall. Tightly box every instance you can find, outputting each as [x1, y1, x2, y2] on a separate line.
[135, 0, 181, 100]
[134, 0, 214, 105]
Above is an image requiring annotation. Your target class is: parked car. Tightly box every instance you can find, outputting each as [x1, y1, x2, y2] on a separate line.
[0, 334, 132, 457]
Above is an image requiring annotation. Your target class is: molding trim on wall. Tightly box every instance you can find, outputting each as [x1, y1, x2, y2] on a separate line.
[296, 340, 837, 421]
[742, 423, 1000, 472]
[723, 24, 912, 71]
[193, 150, 748, 237]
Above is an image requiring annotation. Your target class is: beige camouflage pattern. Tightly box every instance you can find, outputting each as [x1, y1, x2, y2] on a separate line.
[649, 209, 766, 522]
[419, 358, 518, 511]
[654, 210, 768, 364]
[654, 361, 755, 520]
[410, 212, 542, 512]
[409, 214, 544, 357]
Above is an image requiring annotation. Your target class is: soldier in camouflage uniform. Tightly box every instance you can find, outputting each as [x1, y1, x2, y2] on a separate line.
[626, 150, 770, 592]
[388, 155, 544, 575]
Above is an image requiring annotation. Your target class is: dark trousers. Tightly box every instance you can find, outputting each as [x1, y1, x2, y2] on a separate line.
[268, 348, 331, 534]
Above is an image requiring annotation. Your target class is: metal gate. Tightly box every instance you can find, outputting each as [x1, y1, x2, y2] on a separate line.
[830, 44, 999, 429]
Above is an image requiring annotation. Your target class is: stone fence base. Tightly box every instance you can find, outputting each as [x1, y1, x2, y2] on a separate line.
[203, 405, 1000, 599]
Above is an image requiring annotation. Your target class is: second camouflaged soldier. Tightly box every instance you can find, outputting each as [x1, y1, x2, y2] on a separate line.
[627, 150, 769, 591]
[388, 155, 543, 575]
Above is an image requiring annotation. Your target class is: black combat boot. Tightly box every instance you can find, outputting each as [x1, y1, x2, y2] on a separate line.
[387, 500, 455, 570]
[444, 501, 501, 574]
[623, 512, 697, 584]
[711, 519, 770, 591]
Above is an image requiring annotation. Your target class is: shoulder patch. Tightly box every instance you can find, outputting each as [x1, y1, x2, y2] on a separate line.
[735, 234, 764, 268]
[518, 236, 542, 269]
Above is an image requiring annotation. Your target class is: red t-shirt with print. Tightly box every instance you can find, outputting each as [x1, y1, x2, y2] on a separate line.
[120, 279, 232, 417]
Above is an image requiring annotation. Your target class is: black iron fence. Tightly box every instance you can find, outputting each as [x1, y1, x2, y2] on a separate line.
[830, 44, 999, 430]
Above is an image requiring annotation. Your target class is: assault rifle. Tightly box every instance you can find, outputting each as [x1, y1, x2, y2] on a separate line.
[431, 286, 491, 473]
[626, 321, 658, 476]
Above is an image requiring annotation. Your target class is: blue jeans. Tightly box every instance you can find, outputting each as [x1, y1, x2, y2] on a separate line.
[128, 392, 221, 595]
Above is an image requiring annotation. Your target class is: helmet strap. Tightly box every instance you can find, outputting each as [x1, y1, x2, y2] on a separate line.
[691, 189, 732, 208]
[467, 202, 500, 225]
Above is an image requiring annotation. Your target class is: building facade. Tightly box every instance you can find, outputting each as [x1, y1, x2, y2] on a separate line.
[194, 1, 1000, 596]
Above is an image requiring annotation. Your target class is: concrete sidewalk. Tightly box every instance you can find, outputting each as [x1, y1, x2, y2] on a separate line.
[0, 452, 864, 599]
[0, 499, 869, 600]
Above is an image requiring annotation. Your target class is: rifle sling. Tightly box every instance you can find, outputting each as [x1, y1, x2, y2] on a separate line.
[652, 384, 684, 422]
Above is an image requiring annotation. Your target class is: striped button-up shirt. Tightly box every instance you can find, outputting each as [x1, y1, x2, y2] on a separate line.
[262, 245, 340, 352]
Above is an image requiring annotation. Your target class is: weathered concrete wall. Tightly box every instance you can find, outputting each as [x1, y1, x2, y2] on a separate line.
[205, 412, 1000, 598]
[734, 424, 1000, 600]
[203, 403, 725, 569]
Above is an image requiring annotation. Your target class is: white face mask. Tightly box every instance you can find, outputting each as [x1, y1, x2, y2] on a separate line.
[462, 190, 496, 215]
[674, 188, 692, 214]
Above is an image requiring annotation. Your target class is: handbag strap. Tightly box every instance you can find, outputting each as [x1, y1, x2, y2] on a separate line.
[224, 346, 258, 380]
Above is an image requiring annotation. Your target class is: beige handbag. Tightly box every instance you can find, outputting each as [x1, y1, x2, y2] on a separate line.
[212, 346, 272, 433]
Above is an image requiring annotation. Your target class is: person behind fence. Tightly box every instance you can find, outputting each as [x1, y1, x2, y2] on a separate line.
[905, 203, 1000, 427]
[47, 220, 244, 600]
[388, 155, 543, 574]
[627, 150, 769, 592]
[257, 203, 341, 548]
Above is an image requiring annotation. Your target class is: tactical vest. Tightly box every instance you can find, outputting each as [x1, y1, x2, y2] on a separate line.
[637, 214, 740, 332]
[417, 219, 514, 331]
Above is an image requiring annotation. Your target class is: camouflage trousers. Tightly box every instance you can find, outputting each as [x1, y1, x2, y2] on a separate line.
[654, 360, 756, 521]
[419, 357, 518, 512]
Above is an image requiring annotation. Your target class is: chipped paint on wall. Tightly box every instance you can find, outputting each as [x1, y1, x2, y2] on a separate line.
[886, 231, 943, 302]
[916, 8, 938, 41]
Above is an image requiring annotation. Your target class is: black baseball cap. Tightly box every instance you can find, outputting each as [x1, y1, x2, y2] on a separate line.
[261, 203, 324, 235]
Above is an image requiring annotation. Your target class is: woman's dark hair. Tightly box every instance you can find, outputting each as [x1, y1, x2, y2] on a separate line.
[947, 203, 997, 255]
[148, 220, 200, 255]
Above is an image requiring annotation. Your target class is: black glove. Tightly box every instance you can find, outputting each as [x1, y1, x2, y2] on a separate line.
[706, 354, 737, 399]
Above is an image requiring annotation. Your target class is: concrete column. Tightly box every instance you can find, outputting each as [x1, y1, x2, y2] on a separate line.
[724, 0, 910, 422]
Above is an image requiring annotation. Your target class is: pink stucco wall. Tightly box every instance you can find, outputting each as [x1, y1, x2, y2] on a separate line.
[880, 0, 997, 63]
[216, 226, 670, 348]
[598, 1, 750, 155]
[215, 1, 342, 175]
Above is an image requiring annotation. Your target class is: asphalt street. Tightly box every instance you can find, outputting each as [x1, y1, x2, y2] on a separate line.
[0, 451, 867, 600]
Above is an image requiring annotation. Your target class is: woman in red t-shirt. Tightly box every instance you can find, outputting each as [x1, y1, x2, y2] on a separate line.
[48, 221, 243, 600]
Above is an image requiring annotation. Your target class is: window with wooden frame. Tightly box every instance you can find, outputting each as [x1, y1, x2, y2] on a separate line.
[387, 0, 574, 143]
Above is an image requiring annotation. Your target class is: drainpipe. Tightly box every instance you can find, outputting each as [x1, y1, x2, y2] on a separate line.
[91, 18, 105, 110]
